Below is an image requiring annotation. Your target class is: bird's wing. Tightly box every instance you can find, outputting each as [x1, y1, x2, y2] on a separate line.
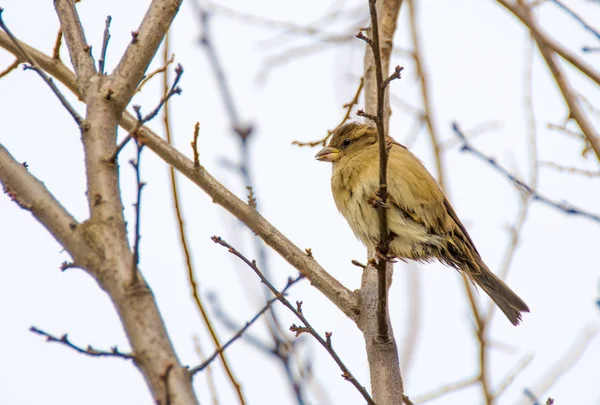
[442, 197, 480, 256]
[386, 143, 447, 233]
[387, 141, 482, 257]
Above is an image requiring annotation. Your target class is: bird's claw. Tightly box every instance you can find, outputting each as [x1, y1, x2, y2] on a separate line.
[367, 195, 388, 209]
[374, 250, 397, 263]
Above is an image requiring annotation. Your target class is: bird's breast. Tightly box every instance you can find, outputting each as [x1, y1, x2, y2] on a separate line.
[331, 163, 381, 248]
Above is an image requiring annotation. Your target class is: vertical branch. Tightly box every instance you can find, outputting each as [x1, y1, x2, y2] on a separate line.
[366, 0, 392, 342]
[356, 0, 403, 347]
[406, 0, 445, 190]
[496, 0, 600, 163]
[53, 0, 97, 91]
[130, 140, 146, 282]
[359, 1, 406, 404]
[161, 35, 245, 405]
[194, 6, 307, 403]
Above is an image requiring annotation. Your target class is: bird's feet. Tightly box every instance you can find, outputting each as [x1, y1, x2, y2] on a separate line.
[367, 190, 388, 209]
[371, 249, 397, 264]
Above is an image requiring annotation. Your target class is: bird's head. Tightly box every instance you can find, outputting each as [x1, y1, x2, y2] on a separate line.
[315, 122, 377, 163]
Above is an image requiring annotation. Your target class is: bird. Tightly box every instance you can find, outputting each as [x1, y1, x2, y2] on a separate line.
[315, 121, 529, 325]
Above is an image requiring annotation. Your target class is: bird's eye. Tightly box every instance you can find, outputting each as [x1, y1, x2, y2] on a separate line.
[342, 139, 351, 148]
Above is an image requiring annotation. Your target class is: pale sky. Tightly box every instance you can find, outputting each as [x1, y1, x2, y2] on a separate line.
[1, 0, 599, 404]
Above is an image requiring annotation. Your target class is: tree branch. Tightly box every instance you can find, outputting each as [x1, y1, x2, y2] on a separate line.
[211, 237, 374, 404]
[496, 0, 600, 162]
[406, 0, 445, 190]
[0, 29, 359, 319]
[359, 0, 406, 403]
[0, 144, 82, 255]
[109, 0, 183, 114]
[453, 123, 600, 224]
[53, 0, 96, 93]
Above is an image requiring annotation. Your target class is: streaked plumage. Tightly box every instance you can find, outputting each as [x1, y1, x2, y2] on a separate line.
[316, 122, 529, 325]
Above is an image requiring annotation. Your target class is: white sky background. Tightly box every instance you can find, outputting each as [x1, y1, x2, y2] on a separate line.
[1, 0, 599, 404]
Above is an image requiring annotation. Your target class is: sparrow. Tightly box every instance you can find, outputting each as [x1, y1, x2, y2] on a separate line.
[315, 122, 529, 325]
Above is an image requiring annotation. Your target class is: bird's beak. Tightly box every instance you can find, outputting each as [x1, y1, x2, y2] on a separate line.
[315, 146, 341, 162]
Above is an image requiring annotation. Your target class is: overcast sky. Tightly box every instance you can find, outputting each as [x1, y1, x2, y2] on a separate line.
[1, 0, 599, 404]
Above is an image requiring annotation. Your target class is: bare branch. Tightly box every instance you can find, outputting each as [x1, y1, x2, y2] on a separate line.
[540, 161, 600, 177]
[361, 0, 404, 352]
[0, 24, 359, 329]
[108, 0, 183, 113]
[136, 53, 175, 94]
[160, 35, 244, 401]
[549, 0, 600, 43]
[129, 141, 146, 282]
[190, 275, 304, 376]
[496, 0, 600, 162]
[514, 324, 598, 405]
[30, 326, 133, 360]
[407, 0, 445, 190]
[191, 122, 200, 167]
[496, 0, 600, 87]
[453, 123, 600, 224]
[98, 16, 112, 75]
[0, 58, 19, 79]
[359, 1, 405, 403]
[0, 10, 83, 125]
[112, 64, 183, 160]
[492, 354, 533, 398]
[293, 77, 364, 147]
[412, 376, 478, 404]
[52, 28, 62, 60]
[0, 143, 83, 253]
[0, 31, 79, 96]
[53, 0, 96, 91]
[211, 236, 374, 405]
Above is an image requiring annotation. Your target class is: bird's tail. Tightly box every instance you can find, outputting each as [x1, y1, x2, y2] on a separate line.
[469, 262, 530, 326]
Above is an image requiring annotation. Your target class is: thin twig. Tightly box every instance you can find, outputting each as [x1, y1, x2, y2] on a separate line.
[460, 273, 492, 404]
[453, 123, 600, 224]
[206, 294, 274, 353]
[356, 0, 404, 343]
[547, 122, 585, 140]
[195, 7, 243, 126]
[492, 354, 533, 398]
[515, 324, 598, 405]
[292, 77, 364, 147]
[549, 0, 600, 42]
[190, 275, 304, 376]
[30, 326, 133, 359]
[487, 35, 539, 325]
[211, 236, 375, 405]
[192, 336, 220, 405]
[98, 16, 112, 75]
[0, 9, 83, 126]
[136, 53, 175, 94]
[129, 141, 146, 283]
[111, 64, 183, 160]
[407, 0, 445, 190]
[582, 46, 600, 53]
[540, 161, 600, 177]
[195, 7, 307, 402]
[52, 29, 62, 60]
[412, 375, 478, 404]
[191, 122, 200, 167]
[496, 0, 600, 162]
[206, 2, 361, 43]
[0, 58, 19, 79]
